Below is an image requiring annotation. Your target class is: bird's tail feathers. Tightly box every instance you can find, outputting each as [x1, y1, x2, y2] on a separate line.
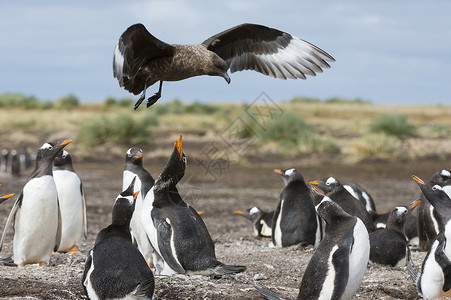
[255, 283, 292, 300]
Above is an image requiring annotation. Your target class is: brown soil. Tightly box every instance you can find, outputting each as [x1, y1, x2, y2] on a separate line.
[0, 149, 450, 299]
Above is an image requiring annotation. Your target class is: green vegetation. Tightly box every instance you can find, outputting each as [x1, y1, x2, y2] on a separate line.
[54, 94, 80, 110]
[369, 113, 415, 140]
[0, 93, 42, 109]
[76, 112, 158, 147]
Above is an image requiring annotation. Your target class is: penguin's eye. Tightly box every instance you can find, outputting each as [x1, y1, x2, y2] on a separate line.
[40, 143, 53, 150]
[432, 186, 437, 191]
[326, 182, 330, 186]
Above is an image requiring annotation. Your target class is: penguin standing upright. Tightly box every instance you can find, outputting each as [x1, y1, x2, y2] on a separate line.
[10, 150, 20, 177]
[83, 178, 155, 300]
[0, 139, 72, 267]
[417, 169, 451, 251]
[271, 168, 321, 248]
[1, 149, 9, 173]
[369, 200, 421, 267]
[309, 177, 375, 232]
[234, 207, 274, 237]
[122, 147, 154, 263]
[141, 136, 246, 276]
[409, 175, 451, 299]
[53, 150, 87, 253]
[256, 187, 370, 300]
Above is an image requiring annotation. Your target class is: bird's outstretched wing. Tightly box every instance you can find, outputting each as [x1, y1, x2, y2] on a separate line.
[202, 23, 334, 80]
[113, 23, 175, 94]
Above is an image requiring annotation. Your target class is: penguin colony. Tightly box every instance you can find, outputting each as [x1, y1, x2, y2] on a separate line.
[0, 22, 449, 300]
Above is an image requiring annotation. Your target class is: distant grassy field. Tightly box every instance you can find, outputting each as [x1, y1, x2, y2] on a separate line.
[0, 94, 450, 163]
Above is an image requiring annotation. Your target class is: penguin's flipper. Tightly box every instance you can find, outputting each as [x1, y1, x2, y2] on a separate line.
[54, 199, 62, 252]
[133, 278, 155, 298]
[81, 183, 88, 239]
[0, 191, 23, 251]
[434, 235, 451, 291]
[155, 217, 185, 274]
[213, 264, 246, 276]
[82, 250, 92, 295]
[406, 246, 419, 284]
[331, 244, 351, 299]
[255, 283, 292, 300]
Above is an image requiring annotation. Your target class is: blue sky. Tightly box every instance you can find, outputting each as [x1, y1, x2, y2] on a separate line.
[1, 1, 450, 105]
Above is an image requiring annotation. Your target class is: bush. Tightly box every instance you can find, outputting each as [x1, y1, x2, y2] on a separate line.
[76, 112, 158, 146]
[54, 94, 80, 110]
[369, 114, 415, 140]
[0, 93, 41, 109]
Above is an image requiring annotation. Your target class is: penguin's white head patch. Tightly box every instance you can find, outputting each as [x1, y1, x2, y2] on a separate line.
[114, 194, 134, 206]
[40, 143, 53, 150]
[441, 170, 451, 178]
[315, 196, 332, 211]
[249, 207, 260, 215]
[395, 206, 408, 216]
[126, 148, 133, 156]
[62, 150, 69, 158]
[284, 168, 295, 176]
[326, 177, 337, 186]
[432, 184, 444, 192]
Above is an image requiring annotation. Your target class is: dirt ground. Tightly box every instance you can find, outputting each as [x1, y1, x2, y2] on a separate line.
[0, 148, 450, 299]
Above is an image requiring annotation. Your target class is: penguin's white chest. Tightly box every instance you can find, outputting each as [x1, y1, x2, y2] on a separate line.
[273, 199, 284, 247]
[53, 170, 83, 251]
[14, 176, 59, 265]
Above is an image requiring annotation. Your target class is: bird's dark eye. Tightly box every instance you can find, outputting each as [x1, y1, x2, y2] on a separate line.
[432, 186, 437, 190]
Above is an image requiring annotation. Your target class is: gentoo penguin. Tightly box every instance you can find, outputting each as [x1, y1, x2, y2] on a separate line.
[309, 176, 375, 232]
[417, 169, 451, 251]
[408, 175, 451, 299]
[10, 150, 20, 177]
[141, 136, 246, 276]
[0, 139, 72, 267]
[83, 178, 155, 300]
[1, 149, 8, 173]
[343, 182, 376, 216]
[271, 168, 321, 248]
[256, 187, 370, 300]
[114, 23, 334, 109]
[234, 207, 274, 237]
[122, 147, 155, 263]
[53, 150, 87, 253]
[369, 199, 421, 267]
[371, 208, 419, 246]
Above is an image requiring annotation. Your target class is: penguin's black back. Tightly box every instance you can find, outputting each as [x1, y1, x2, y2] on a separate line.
[369, 229, 407, 266]
[276, 178, 317, 246]
[90, 226, 154, 299]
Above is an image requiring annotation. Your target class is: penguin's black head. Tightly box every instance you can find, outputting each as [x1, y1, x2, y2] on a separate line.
[309, 176, 342, 195]
[36, 139, 72, 164]
[234, 206, 263, 222]
[54, 150, 72, 167]
[413, 175, 451, 213]
[125, 147, 144, 166]
[386, 199, 421, 230]
[430, 169, 451, 186]
[274, 168, 304, 186]
[156, 136, 186, 189]
[112, 177, 139, 226]
[310, 186, 348, 222]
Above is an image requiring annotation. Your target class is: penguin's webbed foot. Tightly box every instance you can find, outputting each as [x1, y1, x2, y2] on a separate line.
[66, 245, 80, 254]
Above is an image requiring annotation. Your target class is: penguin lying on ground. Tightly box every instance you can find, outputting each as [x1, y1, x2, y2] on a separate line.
[141, 136, 246, 276]
[234, 207, 273, 237]
[53, 150, 87, 253]
[369, 199, 421, 267]
[271, 168, 321, 248]
[256, 187, 370, 300]
[83, 178, 155, 300]
[114, 23, 334, 109]
[417, 169, 451, 251]
[122, 147, 155, 264]
[407, 175, 451, 299]
[0, 139, 72, 267]
[309, 176, 375, 233]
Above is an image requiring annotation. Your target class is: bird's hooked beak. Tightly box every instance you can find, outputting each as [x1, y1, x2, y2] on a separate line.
[222, 72, 231, 84]
[409, 198, 421, 211]
[175, 135, 183, 159]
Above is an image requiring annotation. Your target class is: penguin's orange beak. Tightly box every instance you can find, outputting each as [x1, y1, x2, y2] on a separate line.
[234, 210, 244, 215]
[273, 169, 283, 175]
[0, 193, 14, 200]
[197, 211, 203, 216]
[133, 191, 139, 200]
[175, 135, 183, 159]
[409, 199, 421, 210]
[311, 186, 325, 196]
[134, 154, 143, 158]
[412, 175, 426, 185]
[309, 180, 320, 185]
[60, 139, 73, 146]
